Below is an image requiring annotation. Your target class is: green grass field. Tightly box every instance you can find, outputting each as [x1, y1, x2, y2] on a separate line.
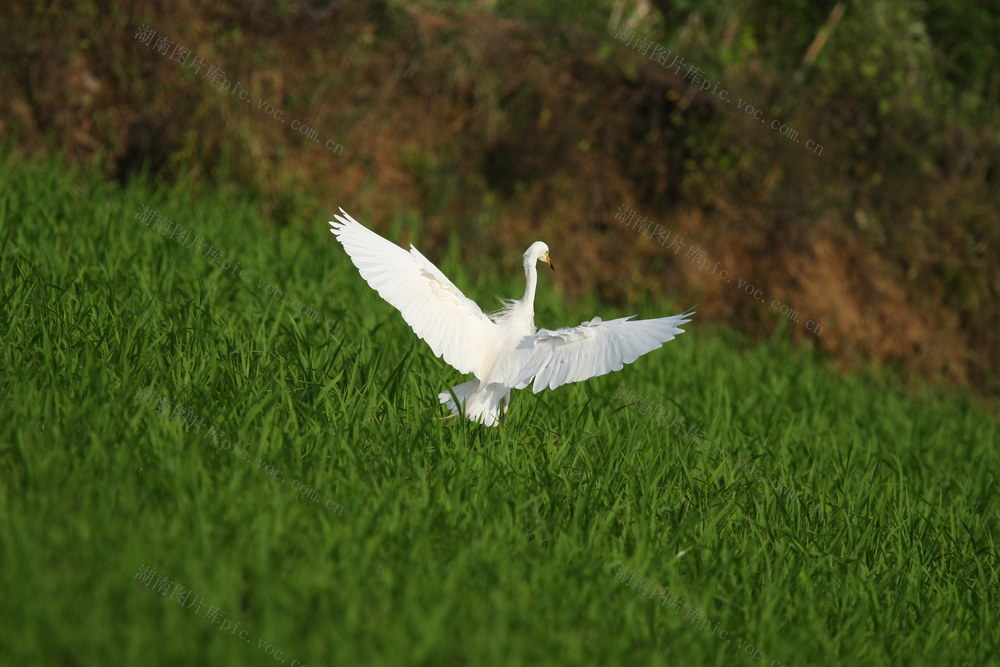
[1, 152, 998, 666]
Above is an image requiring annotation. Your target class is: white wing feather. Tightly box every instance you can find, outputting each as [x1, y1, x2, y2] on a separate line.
[328, 208, 496, 376]
[493, 312, 693, 393]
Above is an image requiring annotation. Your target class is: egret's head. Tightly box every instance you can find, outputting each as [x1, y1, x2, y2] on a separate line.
[526, 241, 555, 272]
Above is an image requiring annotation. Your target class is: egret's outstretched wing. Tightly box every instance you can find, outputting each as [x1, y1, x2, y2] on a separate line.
[329, 208, 496, 376]
[496, 311, 693, 393]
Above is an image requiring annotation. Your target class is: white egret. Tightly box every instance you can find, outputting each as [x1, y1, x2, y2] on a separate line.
[329, 208, 693, 426]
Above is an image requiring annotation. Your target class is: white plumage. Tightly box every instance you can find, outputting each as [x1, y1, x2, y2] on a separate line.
[329, 208, 692, 426]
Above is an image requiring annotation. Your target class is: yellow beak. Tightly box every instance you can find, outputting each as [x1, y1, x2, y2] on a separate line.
[545, 252, 555, 271]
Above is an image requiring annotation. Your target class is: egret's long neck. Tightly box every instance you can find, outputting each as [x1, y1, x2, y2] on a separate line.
[520, 258, 538, 316]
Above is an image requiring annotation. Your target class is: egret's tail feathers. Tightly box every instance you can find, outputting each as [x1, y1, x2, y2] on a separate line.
[438, 380, 511, 427]
[438, 380, 480, 413]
